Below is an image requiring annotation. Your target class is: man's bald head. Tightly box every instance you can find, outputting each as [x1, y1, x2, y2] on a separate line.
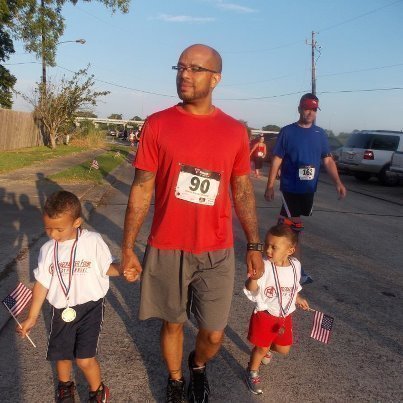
[179, 44, 222, 73]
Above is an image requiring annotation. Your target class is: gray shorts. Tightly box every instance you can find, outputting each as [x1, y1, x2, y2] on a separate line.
[139, 246, 235, 331]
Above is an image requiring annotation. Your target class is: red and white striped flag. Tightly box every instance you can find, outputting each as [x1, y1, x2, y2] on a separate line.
[310, 311, 334, 344]
[2, 282, 32, 316]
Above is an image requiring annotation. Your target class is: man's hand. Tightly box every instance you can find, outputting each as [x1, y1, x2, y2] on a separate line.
[336, 182, 347, 199]
[122, 249, 142, 282]
[264, 186, 275, 201]
[246, 250, 264, 280]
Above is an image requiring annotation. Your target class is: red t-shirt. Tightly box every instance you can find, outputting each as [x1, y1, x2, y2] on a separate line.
[134, 105, 250, 253]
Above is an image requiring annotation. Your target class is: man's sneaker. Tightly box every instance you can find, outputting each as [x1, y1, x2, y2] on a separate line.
[261, 350, 273, 365]
[166, 377, 186, 403]
[88, 383, 110, 403]
[188, 351, 210, 403]
[244, 369, 263, 395]
[55, 381, 75, 402]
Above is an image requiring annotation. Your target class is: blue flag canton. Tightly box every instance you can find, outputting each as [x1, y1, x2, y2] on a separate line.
[321, 314, 334, 331]
[3, 295, 16, 309]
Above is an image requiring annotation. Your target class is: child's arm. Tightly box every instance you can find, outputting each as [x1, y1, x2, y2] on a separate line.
[245, 278, 259, 292]
[106, 262, 122, 277]
[296, 294, 310, 311]
[17, 281, 47, 338]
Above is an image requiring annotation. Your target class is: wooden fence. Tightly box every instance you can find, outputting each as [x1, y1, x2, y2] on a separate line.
[0, 109, 43, 151]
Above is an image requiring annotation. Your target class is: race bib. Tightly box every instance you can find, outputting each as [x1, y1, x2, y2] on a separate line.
[175, 164, 221, 206]
[257, 151, 264, 157]
[298, 165, 315, 180]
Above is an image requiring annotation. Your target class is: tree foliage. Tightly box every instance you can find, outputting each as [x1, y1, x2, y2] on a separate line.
[108, 113, 123, 120]
[19, 66, 109, 148]
[1, 0, 130, 107]
[262, 124, 281, 132]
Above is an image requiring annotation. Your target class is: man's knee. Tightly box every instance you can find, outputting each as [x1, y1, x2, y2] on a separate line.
[199, 329, 224, 346]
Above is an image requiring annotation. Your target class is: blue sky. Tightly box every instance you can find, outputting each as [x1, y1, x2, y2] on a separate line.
[8, 0, 403, 135]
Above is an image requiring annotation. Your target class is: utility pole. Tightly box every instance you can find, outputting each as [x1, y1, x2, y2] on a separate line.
[311, 31, 316, 95]
[306, 31, 318, 95]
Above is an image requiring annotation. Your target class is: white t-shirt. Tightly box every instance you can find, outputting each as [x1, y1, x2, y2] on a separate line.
[244, 257, 302, 317]
[34, 229, 113, 308]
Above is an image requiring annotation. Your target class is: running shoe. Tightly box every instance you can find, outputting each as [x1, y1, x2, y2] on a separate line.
[244, 369, 263, 395]
[55, 381, 75, 403]
[188, 351, 210, 403]
[261, 350, 273, 365]
[88, 383, 110, 403]
[166, 377, 186, 403]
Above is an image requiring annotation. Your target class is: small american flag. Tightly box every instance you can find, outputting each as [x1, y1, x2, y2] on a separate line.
[310, 311, 334, 344]
[90, 159, 99, 170]
[2, 282, 32, 316]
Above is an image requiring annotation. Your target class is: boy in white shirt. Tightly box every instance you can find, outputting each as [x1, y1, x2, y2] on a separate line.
[18, 190, 121, 403]
[244, 224, 310, 395]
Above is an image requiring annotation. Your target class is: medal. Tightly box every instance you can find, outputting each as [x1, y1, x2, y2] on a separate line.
[271, 259, 298, 324]
[54, 229, 80, 323]
[61, 307, 77, 322]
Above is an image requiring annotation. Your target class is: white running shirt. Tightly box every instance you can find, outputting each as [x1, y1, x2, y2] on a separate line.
[244, 257, 302, 317]
[34, 229, 113, 308]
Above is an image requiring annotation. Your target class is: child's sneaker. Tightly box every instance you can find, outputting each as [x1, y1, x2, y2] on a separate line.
[261, 350, 273, 365]
[166, 377, 186, 403]
[55, 380, 75, 402]
[88, 383, 110, 403]
[244, 369, 263, 395]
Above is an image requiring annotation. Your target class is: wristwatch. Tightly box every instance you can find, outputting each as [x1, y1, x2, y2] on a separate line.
[246, 242, 264, 252]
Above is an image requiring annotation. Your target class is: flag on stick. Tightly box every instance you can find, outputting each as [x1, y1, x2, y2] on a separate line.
[310, 310, 334, 344]
[2, 282, 36, 348]
[2, 282, 32, 316]
[89, 159, 99, 171]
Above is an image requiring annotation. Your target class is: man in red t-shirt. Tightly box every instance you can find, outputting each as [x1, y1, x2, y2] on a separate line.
[122, 44, 263, 403]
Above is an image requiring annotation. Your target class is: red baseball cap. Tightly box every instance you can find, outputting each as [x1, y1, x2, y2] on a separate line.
[299, 98, 320, 111]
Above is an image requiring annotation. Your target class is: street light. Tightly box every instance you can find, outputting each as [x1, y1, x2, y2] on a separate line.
[41, 38, 86, 88]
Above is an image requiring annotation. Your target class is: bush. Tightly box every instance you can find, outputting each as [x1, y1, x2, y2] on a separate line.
[71, 126, 106, 148]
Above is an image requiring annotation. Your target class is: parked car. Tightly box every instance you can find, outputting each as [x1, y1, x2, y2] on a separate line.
[388, 145, 403, 182]
[337, 130, 403, 186]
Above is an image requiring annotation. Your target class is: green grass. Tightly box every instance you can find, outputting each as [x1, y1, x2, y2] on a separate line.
[49, 146, 130, 183]
[0, 145, 87, 174]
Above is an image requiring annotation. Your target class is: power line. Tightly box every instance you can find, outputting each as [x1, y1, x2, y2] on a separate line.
[318, 0, 403, 33]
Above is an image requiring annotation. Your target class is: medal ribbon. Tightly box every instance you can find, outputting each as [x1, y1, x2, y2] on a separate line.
[53, 229, 80, 299]
[271, 258, 298, 318]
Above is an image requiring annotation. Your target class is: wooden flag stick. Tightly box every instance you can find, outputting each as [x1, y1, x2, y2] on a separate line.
[7, 308, 37, 348]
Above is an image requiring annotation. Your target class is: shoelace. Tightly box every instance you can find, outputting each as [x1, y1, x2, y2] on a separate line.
[251, 376, 261, 384]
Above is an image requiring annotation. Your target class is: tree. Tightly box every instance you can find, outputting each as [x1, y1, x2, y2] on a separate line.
[262, 124, 281, 132]
[131, 115, 143, 121]
[75, 110, 97, 118]
[1, 0, 129, 106]
[19, 66, 109, 149]
[108, 113, 123, 120]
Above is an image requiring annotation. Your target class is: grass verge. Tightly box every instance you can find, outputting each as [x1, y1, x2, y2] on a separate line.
[48, 146, 131, 183]
[0, 145, 87, 174]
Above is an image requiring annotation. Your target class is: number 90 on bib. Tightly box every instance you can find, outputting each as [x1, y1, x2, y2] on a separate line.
[175, 164, 221, 206]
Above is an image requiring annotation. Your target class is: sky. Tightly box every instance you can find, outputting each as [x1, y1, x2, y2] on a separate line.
[7, 0, 403, 135]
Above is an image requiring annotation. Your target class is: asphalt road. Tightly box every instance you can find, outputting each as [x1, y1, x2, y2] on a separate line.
[1, 162, 402, 402]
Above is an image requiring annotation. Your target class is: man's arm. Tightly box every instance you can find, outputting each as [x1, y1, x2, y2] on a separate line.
[322, 156, 347, 199]
[264, 155, 283, 201]
[231, 174, 264, 280]
[121, 169, 156, 282]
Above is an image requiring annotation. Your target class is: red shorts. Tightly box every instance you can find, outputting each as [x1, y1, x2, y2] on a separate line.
[247, 310, 293, 348]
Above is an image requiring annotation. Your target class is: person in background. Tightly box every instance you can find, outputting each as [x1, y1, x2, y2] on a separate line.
[250, 136, 267, 178]
[264, 93, 346, 285]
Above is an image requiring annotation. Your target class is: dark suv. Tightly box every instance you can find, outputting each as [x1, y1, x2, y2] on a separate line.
[337, 130, 403, 186]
